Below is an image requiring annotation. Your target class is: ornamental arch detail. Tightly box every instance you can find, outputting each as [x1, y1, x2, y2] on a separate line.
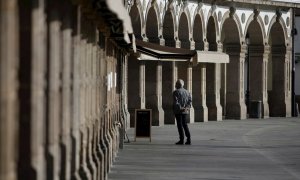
[130, 4, 143, 40]
[220, 11, 243, 44]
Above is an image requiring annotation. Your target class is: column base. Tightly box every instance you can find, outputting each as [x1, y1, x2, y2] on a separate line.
[262, 101, 269, 118]
[151, 107, 164, 126]
[122, 104, 130, 130]
[187, 107, 195, 123]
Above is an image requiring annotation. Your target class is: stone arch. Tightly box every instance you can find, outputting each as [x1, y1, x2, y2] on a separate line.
[146, 6, 160, 43]
[207, 16, 217, 51]
[178, 6, 192, 34]
[192, 7, 206, 36]
[220, 11, 243, 43]
[129, 4, 143, 40]
[145, 1, 161, 28]
[268, 21, 288, 117]
[207, 9, 220, 38]
[178, 12, 191, 49]
[267, 15, 288, 45]
[163, 8, 176, 47]
[221, 17, 247, 119]
[244, 13, 266, 42]
[193, 14, 204, 50]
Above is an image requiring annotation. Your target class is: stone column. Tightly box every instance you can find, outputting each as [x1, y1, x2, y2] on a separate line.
[192, 64, 208, 122]
[60, 2, 73, 179]
[187, 63, 195, 123]
[206, 42, 223, 121]
[206, 63, 223, 121]
[162, 61, 176, 124]
[249, 45, 269, 118]
[94, 29, 104, 180]
[78, 33, 92, 179]
[47, 5, 63, 179]
[225, 44, 247, 119]
[104, 42, 113, 174]
[17, 0, 47, 179]
[90, 29, 101, 180]
[127, 54, 141, 126]
[0, 1, 19, 180]
[140, 60, 146, 109]
[99, 30, 108, 180]
[32, 6, 47, 179]
[123, 55, 130, 129]
[262, 45, 270, 118]
[70, 5, 81, 180]
[285, 46, 292, 117]
[85, 26, 97, 179]
[145, 61, 164, 126]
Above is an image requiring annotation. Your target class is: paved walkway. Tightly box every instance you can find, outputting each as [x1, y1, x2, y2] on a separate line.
[108, 118, 300, 180]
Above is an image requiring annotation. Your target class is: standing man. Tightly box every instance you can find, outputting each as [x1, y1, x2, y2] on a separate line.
[173, 79, 192, 145]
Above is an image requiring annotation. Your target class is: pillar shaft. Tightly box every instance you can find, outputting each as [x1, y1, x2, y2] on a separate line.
[193, 64, 208, 122]
[0, 1, 19, 180]
[140, 61, 146, 109]
[60, 3, 73, 179]
[206, 63, 223, 121]
[187, 64, 195, 123]
[17, 1, 47, 179]
[145, 61, 164, 126]
[123, 55, 130, 129]
[70, 5, 81, 180]
[162, 62, 176, 124]
[225, 44, 247, 119]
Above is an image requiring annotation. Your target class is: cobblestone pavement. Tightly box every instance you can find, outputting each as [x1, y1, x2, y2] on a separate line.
[109, 118, 300, 180]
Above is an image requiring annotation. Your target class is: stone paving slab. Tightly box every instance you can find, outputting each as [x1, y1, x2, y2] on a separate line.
[108, 118, 300, 180]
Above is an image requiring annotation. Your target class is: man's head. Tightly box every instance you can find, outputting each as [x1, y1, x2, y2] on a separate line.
[175, 79, 184, 89]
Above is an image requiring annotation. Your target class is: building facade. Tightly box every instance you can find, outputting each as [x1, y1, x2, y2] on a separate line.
[126, 0, 299, 127]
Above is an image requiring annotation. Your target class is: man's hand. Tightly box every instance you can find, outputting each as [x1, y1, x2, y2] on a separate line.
[180, 108, 189, 113]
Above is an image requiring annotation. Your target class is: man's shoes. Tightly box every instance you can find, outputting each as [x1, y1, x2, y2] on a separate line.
[175, 140, 184, 145]
[185, 140, 191, 145]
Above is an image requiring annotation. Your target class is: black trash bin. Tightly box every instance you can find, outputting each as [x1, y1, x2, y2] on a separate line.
[249, 100, 262, 118]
